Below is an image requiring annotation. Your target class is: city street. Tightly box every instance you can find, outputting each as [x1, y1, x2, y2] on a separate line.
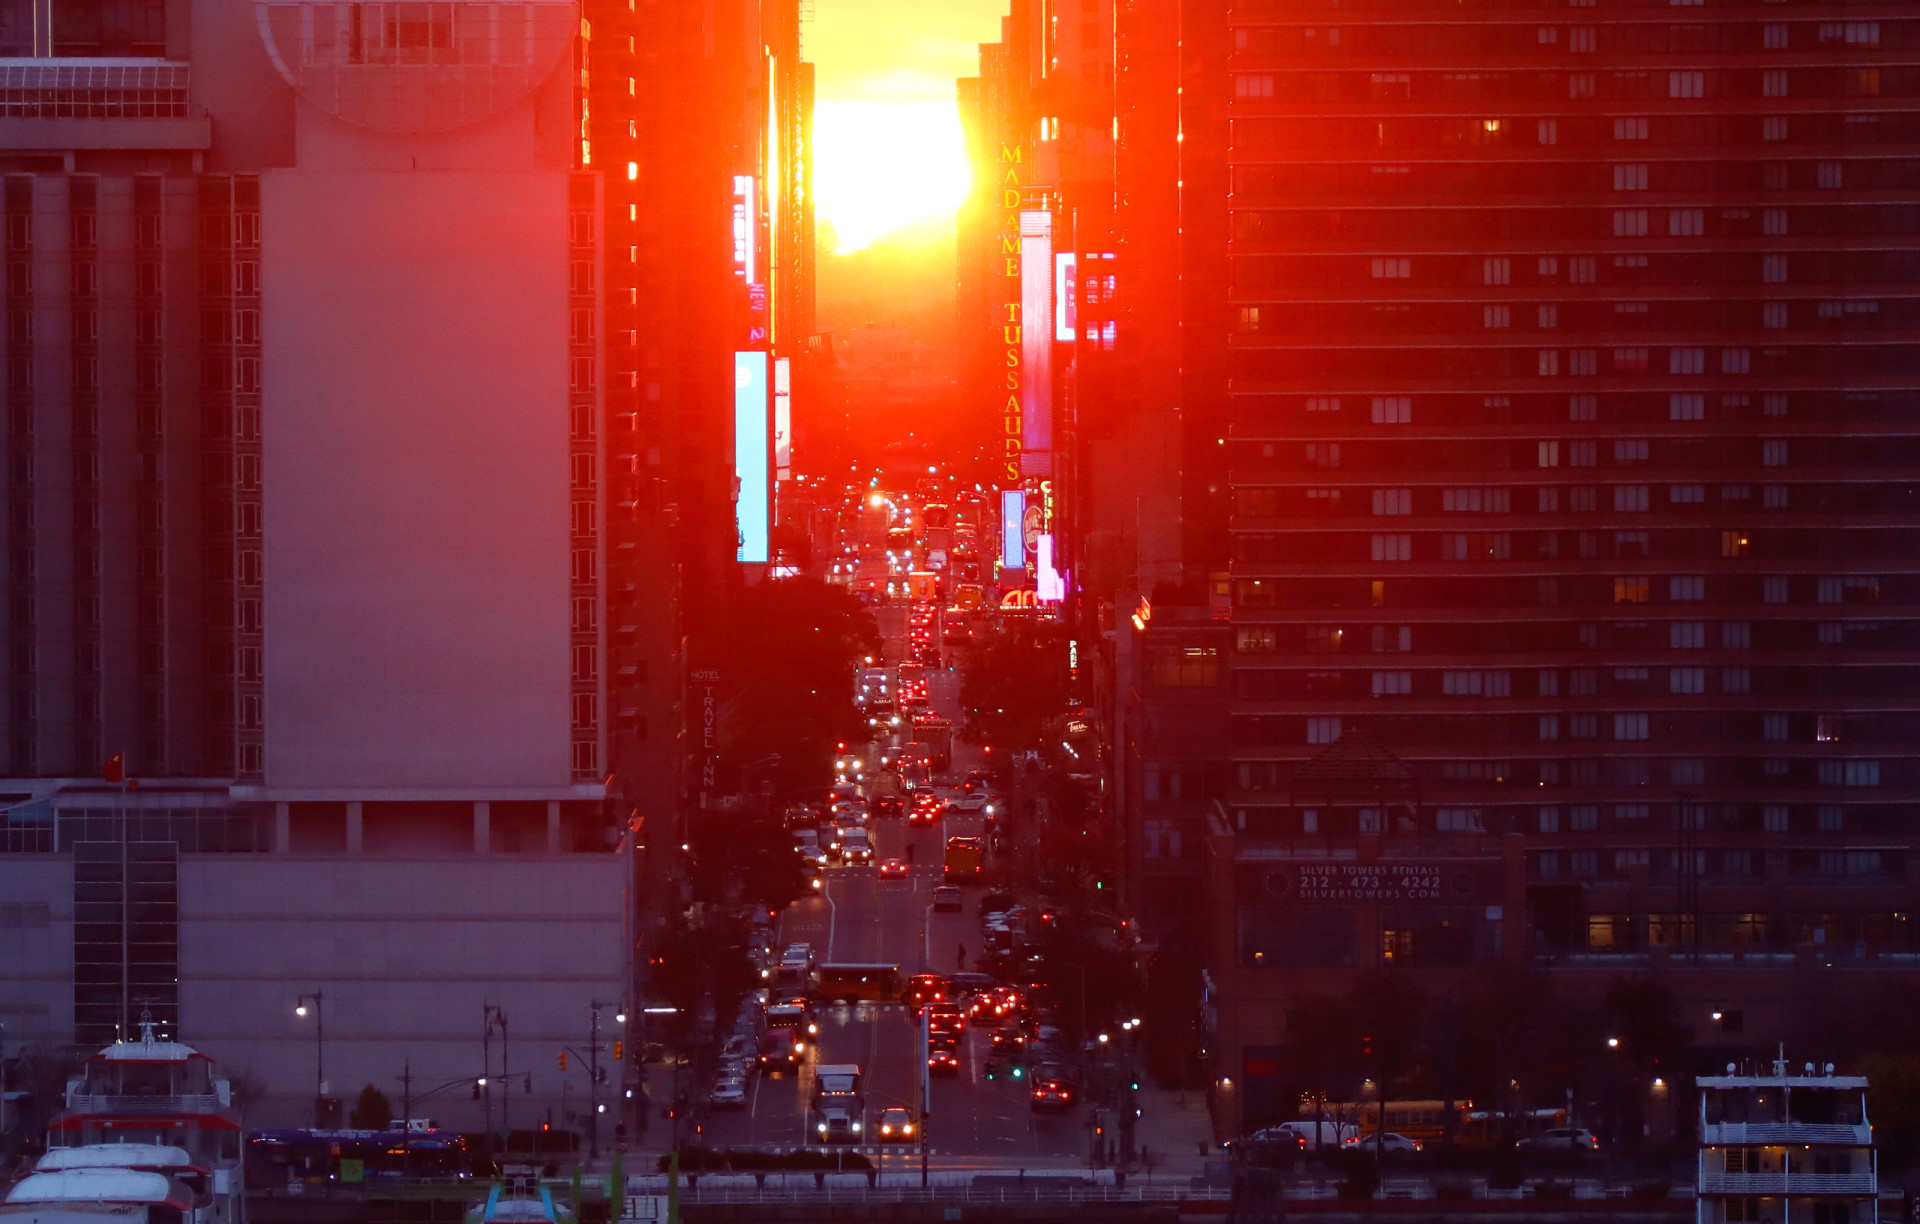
[698, 598, 1086, 1170]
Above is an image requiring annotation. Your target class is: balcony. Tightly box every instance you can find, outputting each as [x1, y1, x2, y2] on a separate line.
[1699, 1172, 1875, 1196]
[1702, 1122, 1871, 1146]
[64, 1093, 226, 1116]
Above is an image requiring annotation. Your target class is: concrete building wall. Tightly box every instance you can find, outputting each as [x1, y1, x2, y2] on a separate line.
[179, 853, 626, 1128]
[0, 856, 72, 1045]
[259, 158, 574, 794]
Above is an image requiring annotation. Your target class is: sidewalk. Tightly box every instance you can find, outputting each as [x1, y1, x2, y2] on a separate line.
[1130, 1087, 1223, 1180]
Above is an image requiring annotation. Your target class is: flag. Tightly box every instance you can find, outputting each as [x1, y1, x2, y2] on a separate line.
[103, 752, 123, 784]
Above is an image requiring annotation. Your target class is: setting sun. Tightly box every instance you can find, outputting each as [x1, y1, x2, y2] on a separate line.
[813, 100, 971, 254]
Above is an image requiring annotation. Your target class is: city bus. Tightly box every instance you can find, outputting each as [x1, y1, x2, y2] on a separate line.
[813, 963, 901, 1005]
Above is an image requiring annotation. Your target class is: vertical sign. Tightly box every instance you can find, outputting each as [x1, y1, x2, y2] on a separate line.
[999, 142, 1024, 484]
[1036, 534, 1065, 603]
[1054, 251, 1077, 342]
[1019, 210, 1053, 469]
[734, 351, 770, 563]
[691, 669, 721, 809]
[731, 175, 756, 283]
[1000, 489, 1025, 571]
[772, 357, 792, 482]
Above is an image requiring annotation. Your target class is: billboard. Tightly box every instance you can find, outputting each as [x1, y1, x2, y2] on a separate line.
[1019, 210, 1053, 470]
[1000, 489, 1024, 570]
[1054, 251, 1076, 342]
[734, 350, 770, 563]
[773, 356, 792, 481]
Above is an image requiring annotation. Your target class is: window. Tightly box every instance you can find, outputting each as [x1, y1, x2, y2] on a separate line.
[1763, 806, 1789, 833]
[1307, 442, 1340, 467]
[1614, 486, 1649, 512]
[1568, 394, 1595, 421]
[1538, 715, 1560, 741]
[1306, 396, 1341, 412]
[1670, 348, 1705, 374]
[1764, 713, 1790, 741]
[1539, 350, 1560, 376]
[1613, 209, 1648, 236]
[1235, 73, 1275, 98]
[1818, 806, 1843, 830]
[1371, 257, 1411, 279]
[1671, 622, 1706, 649]
[1569, 257, 1596, 284]
[1763, 116, 1788, 141]
[1668, 576, 1704, 601]
[1370, 396, 1411, 424]
[1539, 808, 1561, 833]
[1762, 70, 1788, 98]
[1570, 714, 1599, 739]
[1721, 531, 1751, 558]
[1670, 484, 1704, 504]
[1722, 667, 1751, 694]
[1764, 302, 1788, 328]
[1670, 667, 1705, 694]
[1669, 209, 1704, 236]
[1613, 117, 1648, 141]
[1614, 713, 1649, 741]
[1613, 164, 1649, 191]
[1669, 393, 1704, 421]
[1762, 439, 1788, 466]
[1372, 488, 1413, 515]
[1307, 717, 1342, 745]
[1763, 255, 1787, 283]
[1442, 670, 1511, 696]
[1764, 208, 1788, 236]
[1614, 576, 1650, 604]
[1371, 625, 1412, 652]
[1370, 533, 1411, 561]
[1436, 809, 1485, 833]
[1371, 671, 1412, 696]
[1722, 622, 1752, 648]
[1483, 257, 1511, 286]
[1484, 305, 1511, 329]
[1670, 71, 1704, 98]
[1763, 486, 1787, 509]
[1537, 119, 1558, 145]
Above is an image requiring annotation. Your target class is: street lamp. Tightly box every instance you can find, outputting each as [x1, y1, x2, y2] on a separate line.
[295, 992, 326, 1110]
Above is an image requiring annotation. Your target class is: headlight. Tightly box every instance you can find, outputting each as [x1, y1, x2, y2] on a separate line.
[853, 1122, 862, 1132]
[903, 1125, 913, 1135]
[817, 1123, 827, 1133]
[811, 879, 822, 890]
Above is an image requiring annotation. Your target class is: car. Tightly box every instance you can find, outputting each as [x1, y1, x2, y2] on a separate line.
[1517, 1128, 1599, 1152]
[874, 796, 904, 818]
[1231, 1128, 1308, 1159]
[709, 1077, 748, 1109]
[945, 794, 987, 815]
[877, 1107, 917, 1143]
[757, 1029, 805, 1073]
[927, 1047, 960, 1076]
[906, 973, 950, 1009]
[990, 1026, 1026, 1055]
[1030, 1070, 1076, 1112]
[932, 885, 964, 911]
[926, 1002, 964, 1035]
[1344, 1131, 1423, 1153]
[878, 857, 909, 879]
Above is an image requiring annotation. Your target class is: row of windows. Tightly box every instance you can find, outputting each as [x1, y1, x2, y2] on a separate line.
[1234, 619, 1914, 656]
[1234, 111, 1910, 152]
[1235, 664, 1920, 702]
[1232, 66, 1900, 105]
[1534, 848, 1890, 882]
[1234, 744, 1893, 788]
[1234, 205, 1909, 249]
[1236, 482, 1891, 520]
[1229, 19, 1901, 58]
[1234, 158, 1906, 200]
[1237, 297, 1899, 338]
[1238, 251, 1916, 295]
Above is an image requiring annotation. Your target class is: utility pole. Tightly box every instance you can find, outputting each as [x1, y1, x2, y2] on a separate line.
[400, 1059, 413, 1129]
[919, 1005, 930, 1189]
[587, 1002, 605, 1160]
[486, 1007, 511, 1145]
[481, 1003, 494, 1133]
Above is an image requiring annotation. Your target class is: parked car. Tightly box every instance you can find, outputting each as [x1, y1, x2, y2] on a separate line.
[1344, 1132, 1423, 1153]
[1264, 1120, 1356, 1150]
[1517, 1128, 1599, 1152]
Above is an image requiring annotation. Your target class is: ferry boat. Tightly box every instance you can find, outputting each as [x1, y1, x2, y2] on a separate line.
[18, 1018, 244, 1224]
[1697, 1051, 1876, 1224]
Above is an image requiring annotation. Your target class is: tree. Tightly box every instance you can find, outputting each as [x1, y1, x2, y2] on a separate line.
[349, 1084, 393, 1131]
[713, 577, 880, 799]
[959, 620, 1069, 755]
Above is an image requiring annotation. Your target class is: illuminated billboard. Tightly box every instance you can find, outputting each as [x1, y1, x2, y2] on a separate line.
[1019, 210, 1052, 469]
[773, 356, 792, 481]
[1054, 251, 1076, 342]
[734, 350, 770, 564]
[1035, 534, 1065, 603]
[1000, 489, 1024, 571]
[731, 175, 757, 283]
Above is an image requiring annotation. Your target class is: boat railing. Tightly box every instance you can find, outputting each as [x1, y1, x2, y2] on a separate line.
[1700, 1122, 1871, 1145]
[1699, 1172, 1876, 1195]
[65, 1092, 227, 1115]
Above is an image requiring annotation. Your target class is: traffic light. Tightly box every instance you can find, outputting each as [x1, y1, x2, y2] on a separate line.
[558, 1051, 569, 1071]
[1011, 1065, 1024, 1079]
[612, 1040, 623, 1061]
[1362, 1035, 1373, 1057]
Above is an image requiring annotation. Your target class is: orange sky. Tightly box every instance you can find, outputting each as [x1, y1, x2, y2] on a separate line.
[807, 0, 1005, 254]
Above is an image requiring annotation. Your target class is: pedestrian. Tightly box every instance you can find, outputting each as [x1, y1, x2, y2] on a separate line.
[957, 942, 967, 970]
[906, 842, 915, 863]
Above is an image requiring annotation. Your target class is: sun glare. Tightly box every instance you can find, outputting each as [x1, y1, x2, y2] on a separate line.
[813, 100, 970, 254]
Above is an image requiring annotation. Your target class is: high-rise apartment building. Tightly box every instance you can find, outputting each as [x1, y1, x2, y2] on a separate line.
[0, 0, 628, 1125]
[1211, 0, 1920, 1126]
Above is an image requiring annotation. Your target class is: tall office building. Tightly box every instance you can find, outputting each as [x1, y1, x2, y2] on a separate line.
[0, 0, 627, 1125]
[1211, 0, 1920, 1126]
